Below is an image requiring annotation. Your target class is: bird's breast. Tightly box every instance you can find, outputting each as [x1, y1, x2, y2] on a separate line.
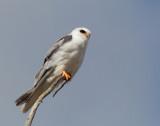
[51, 41, 87, 75]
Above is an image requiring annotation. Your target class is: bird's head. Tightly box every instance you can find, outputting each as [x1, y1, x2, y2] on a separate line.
[71, 27, 91, 41]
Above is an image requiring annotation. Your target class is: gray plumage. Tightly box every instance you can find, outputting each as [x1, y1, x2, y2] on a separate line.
[15, 35, 72, 112]
[15, 27, 91, 113]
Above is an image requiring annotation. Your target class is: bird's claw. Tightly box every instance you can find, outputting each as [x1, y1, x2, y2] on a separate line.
[61, 70, 71, 81]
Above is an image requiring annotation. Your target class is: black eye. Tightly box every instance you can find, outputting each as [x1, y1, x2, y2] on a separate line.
[80, 29, 86, 34]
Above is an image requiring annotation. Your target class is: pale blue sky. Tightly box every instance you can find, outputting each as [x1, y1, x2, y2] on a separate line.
[0, 0, 160, 126]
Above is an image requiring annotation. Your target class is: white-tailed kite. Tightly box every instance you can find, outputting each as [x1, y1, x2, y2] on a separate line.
[15, 27, 91, 113]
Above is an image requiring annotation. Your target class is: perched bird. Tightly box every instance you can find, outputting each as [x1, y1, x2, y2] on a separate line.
[15, 27, 91, 113]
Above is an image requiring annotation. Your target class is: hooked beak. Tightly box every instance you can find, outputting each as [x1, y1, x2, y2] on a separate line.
[85, 32, 91, 39]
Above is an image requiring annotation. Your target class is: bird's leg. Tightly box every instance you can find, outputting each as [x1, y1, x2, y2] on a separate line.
[61, 70, 71, 81]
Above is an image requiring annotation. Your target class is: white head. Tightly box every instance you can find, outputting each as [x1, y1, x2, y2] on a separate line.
[70, 27, 91, 41]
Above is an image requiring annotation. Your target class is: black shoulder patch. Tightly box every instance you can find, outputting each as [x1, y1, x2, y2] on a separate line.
[59, 35, 72, 43]
[44, 35, 72, 64]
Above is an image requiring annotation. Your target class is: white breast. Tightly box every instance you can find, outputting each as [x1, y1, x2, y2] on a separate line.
[51, 37, 88, 76]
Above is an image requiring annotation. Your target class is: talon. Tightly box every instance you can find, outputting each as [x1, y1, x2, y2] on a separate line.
[61, 70, 71, 81]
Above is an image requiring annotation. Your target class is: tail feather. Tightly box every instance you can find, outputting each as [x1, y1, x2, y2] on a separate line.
[21, 86, 44, 113]
[15, 81, 52, 113]
[15, 89, 33, 106]
[21, 82, 51, 113]
[15, 71, 61, 113]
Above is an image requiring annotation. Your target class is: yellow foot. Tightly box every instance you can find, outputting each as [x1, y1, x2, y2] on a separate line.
[61, 70, 71, 81]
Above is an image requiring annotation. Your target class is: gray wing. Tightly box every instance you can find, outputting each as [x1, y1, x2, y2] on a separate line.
[44, 35, 72, 64]
[34, 35, 72, 87]
[15, 35, 72, 111]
